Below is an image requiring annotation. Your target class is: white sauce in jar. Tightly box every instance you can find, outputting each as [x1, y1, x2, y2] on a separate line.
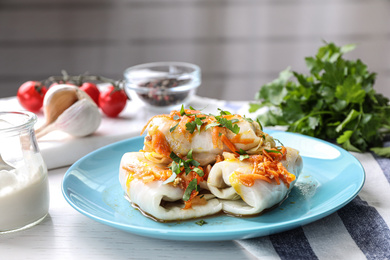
[0, 153, 49, 232]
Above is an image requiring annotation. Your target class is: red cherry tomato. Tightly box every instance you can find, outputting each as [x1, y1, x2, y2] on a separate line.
[99, 85, 127, 117]
[80, 82, 100, 106]
[17, 81, 48, 112]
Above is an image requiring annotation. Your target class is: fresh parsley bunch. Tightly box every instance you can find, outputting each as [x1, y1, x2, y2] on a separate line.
[249, 42, 390, 156]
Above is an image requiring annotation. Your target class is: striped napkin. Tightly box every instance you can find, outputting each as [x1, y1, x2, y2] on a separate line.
[232, 137, 390, 258]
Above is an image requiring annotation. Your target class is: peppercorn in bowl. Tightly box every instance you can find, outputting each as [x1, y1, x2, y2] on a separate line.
[124, 62, 201, 111]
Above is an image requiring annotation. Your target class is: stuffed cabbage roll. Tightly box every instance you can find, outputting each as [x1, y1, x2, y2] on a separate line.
[141, 108, 276, 166]
[119, 152, 222, 221]
[207, 147, 303, 216]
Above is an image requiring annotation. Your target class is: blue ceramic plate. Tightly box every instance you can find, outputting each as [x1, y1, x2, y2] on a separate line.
[62, 130, 365, 241]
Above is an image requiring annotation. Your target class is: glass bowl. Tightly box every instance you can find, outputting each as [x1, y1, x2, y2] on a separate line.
[124, 62, 201, 112]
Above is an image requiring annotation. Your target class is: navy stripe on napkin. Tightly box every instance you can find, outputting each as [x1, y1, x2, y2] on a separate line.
[374, 155, 390, 183]
[338, 196, 390, 260]
[269, 227, 318, 260]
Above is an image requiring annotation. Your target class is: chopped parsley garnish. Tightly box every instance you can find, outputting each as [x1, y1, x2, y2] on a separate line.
[184, 163, 192, 175]
[243, 116, 253, 123]
[185, 116, 206, 134]
[237, 149, 247, 155]
[256, 118, 263, 131]
[165, 151, 204, 202]
[185, 121, 197, 133]
[173, 106, 243, 135]
[237, 149, 250, 160]
[169, 122, 179, 132]
[239, 154, 250, 161]
[218, 108, 231, 115]
[170, 161, 181, 174]
[180, 105, 186, 116]
[205, 122, 220, 131]
[187, 149, 193, 159]
[192, 167, 204, 177]
[215, 116, 240, 134]
[169, 152, 182, 163]
[190, 159, 200, 167]
[166, 150, 204, 179]
[183, 178, 199, 201]
[195, 219, 207, 226]
[162, 172, 177, 184]
[273, 138, 285, 147]
[264, 149, 283, 155]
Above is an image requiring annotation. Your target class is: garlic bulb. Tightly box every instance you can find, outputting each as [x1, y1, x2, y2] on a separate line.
[36, 84, 101, 138]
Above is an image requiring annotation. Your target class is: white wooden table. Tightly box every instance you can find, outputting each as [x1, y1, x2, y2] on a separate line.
[0, 166, 255, 260]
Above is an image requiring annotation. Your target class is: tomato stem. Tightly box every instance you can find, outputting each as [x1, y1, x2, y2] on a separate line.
[44, 73, 123, 89]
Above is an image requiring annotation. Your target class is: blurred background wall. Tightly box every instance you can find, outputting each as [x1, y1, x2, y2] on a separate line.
[1, 0, 389, 101]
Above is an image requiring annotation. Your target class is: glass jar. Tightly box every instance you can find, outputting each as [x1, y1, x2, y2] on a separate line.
[0, 111, 49, 233]
[124, 62, 201, 112]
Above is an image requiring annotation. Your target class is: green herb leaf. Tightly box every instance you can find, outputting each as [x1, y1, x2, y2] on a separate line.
[273, 138, 285, 147]
[185, 121, 197, 134]
[370, 147, 390, 157]
[194, 117, 204, 133]
[180, 105, 186, 116]
[216, 116, 240, 134]
[190, 159, 200, 167]
[243, 116, 253, 123]
[170, 122, 179, 132]
[237, 149, 248, 155]
[170, 152, 182, 163]
[183, 179, 199, 201]
[336, 130, 362, 152]
[205, 122, 220, 130]
[192, 167, 204, 177]
[163, 172, 177, 184]
[239, 154, 250, 161]
[335, 109, 360, 133]
[184, 162, 192, 175]
[264, 149, 283, 155]
[187, 149, 193, 159]
[256, 118, 263, 131]
[218, 108, 232, 115]
[195, 220, 207, 226]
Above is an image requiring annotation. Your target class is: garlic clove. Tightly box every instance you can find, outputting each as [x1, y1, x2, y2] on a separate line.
[42, 84, 79, 126]
[36, 84, 102, 138]
[53, 98, 101, 137]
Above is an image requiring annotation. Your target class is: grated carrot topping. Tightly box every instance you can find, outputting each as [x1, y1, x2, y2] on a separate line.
[122, 165, 171, 183]
[237, 173, 272, 186]
[150, 129, 171, 157]
[236, 147, 295, 188]
[230, 133, 254, 144]
[221, 134, 239, 155]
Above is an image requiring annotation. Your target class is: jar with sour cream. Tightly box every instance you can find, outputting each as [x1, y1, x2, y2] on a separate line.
[0, 111, 49, 233]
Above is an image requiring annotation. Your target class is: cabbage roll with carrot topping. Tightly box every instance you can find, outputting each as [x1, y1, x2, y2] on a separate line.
[207, 147, 303, 215]
[119, 152, 222, 221]
[141, 108, 276, 166]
